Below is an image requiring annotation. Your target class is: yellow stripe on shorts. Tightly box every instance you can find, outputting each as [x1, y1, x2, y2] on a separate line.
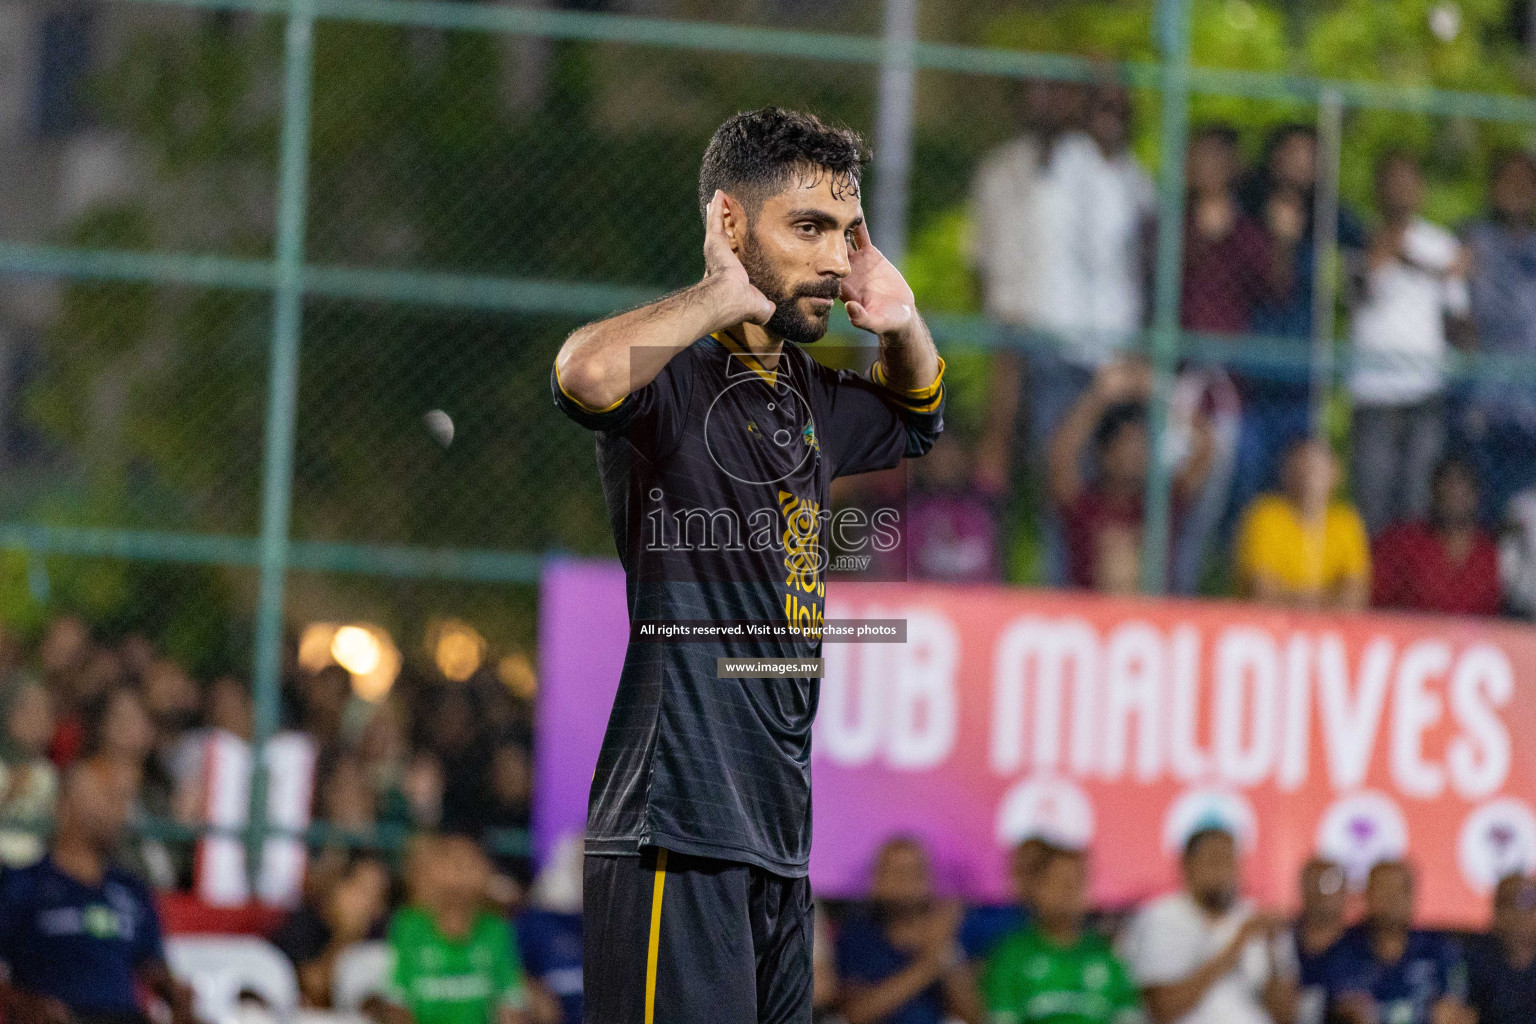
[644, 848, 669, 1024]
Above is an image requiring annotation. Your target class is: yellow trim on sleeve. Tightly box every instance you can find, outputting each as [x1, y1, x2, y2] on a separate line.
[644, 848, 669, 1024]
[871, 355, 946, 401]
[554, 361, 628, 415]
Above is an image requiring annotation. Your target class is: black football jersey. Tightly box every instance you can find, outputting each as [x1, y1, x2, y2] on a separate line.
[552, 331, 943, 874]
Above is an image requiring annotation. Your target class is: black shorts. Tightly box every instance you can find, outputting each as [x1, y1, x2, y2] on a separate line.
[583, 847, 812, 1024]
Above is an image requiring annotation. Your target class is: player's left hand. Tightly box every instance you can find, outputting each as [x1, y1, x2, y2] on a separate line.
[840, 220, 916, 339]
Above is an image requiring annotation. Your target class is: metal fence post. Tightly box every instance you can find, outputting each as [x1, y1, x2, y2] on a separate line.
[1309, 88, 1344, 439]
[1141, 0, 1194, 594]
[247, 0, 317, 890]
[872, 0, 918, 268]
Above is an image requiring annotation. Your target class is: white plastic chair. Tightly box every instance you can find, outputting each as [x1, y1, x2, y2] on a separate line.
[331, 940, 392, 1013]
[167, 935, 299, 1024]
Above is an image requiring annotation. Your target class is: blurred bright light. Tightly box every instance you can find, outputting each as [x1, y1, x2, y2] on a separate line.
[498, 652, 537, 700]
[298, 622, 339, 673]
[1222, 0, 1257, 32]
[332, 624, 383, 676]
[1429, 2, 1461, 42]
[352, 632, 402, 703]
[434, 619, 486, 682]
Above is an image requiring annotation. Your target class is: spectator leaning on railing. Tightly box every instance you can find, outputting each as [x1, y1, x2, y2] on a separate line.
[1462, 150, 1536, 521]
[1047, 359, 1213, 594]
[1371, 457, 1501, 617]
[1235, 437, 1370, 610]
[1348, 150, 1472, 537]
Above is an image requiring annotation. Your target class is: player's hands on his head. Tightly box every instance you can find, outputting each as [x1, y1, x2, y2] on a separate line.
[702, 190, 775, 326]
[839, 220, 916, 340]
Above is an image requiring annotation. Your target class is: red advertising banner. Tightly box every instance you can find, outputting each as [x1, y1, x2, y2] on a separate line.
[811, 583, 1536, 927]
[534, 560, 1536, 928]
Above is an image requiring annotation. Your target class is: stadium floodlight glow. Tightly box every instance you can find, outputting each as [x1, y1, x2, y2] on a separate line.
[332, 624, 383, 676]
[297, 622, 340, 674]
[497, 652, 537, 699]
[433, 618, 486, 682]
[351, 631, 402, 703]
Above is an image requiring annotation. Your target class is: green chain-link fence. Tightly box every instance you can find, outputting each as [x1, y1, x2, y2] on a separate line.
[3, 0, 1536, 865]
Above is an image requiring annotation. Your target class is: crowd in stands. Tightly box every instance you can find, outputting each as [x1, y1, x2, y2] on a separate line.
[0, 616, 586, 1024]
[817, 829, 1536, 1024]
[902, 80, 1536, 620]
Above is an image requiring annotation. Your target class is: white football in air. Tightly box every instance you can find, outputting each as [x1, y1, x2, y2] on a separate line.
[423, 409, 455, 447]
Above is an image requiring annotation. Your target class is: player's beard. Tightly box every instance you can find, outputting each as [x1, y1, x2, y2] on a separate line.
[739, 231, 841, 345]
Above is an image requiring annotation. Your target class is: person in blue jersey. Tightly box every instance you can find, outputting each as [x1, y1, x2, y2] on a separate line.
[0, 763, 198, 1024]
[1317, 860, 1471, 1024]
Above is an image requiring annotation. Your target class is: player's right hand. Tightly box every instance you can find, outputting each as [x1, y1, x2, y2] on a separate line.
[702, 190, 776, 326]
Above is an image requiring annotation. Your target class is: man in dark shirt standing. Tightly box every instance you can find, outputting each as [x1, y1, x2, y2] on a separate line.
[1466, 874, 1536, 1024]
[0, 764, 197, 1024]
[552, 108, 943, 1023]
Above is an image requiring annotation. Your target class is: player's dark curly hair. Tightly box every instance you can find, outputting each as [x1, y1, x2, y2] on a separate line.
[698, 107, 869, 222]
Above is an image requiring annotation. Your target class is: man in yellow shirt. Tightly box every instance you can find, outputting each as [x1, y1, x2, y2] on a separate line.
[1236, 438, 1371, 610]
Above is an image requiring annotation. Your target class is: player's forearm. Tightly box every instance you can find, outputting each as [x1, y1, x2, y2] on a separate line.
[555, 277, 739, 410]
[874, 313, 941, 395]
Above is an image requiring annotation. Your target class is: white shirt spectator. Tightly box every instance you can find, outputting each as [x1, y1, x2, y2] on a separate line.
[971, 131, 1153, 364]
[1119, 893, 1287, 1024]
[1350, 217, 1470, 406]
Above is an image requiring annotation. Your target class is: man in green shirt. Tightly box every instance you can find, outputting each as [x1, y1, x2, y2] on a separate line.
[381, 835, 529, 1024]
[981, 845, 1142, 1024]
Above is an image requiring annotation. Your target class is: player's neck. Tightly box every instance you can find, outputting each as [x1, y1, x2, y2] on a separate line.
[724, 322, 784, 370]
[51, 838, 107, 887]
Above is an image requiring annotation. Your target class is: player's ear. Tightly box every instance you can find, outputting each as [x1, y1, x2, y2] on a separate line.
[720, 192, 746, 253]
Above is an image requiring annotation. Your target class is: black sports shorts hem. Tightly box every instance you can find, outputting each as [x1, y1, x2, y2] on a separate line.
[583, 846, 812, 1024]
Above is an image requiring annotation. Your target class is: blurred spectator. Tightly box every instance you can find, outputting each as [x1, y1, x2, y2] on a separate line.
[0, 677, 57, 867]
[815, 903, 839, 1018]
[1462, 150, 1536, 520]
[1181, 125, 1292, 338]
[299, 665, 352, 754]
[970, 80, 1085, 496]
[1230, 125, 1368, 528]
[1349, 151, 1471, 535]
[1289, 859, 1349, 1024]
[906, 431, 1004, 583]
[514, 836, 582, 1024]
[1465, 873, 1536, 1024]
[1371, 457, 1501, 616]
[972, 81, 1153, 583]
[834, 836, 984, 1024]
[1239, 124, 1369, 341]
[317, 751, 381, 838]
[1316, 860, 1469, 1024]
[1118, 827, 1297, 1024]
[1235, 438, 1370, 609]
[1047, 360, 1213, 592]
[957, 839, 1042, 965]
[1500, 483, 1536, 618]
[421, 687, 492, 836]
[0, 764, 197, 1024]
[379, 834, 529, 1024]
[482, 742, 533, 886]
[981, 845, 1140, 1024]
[272, 853, 390, 1007]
